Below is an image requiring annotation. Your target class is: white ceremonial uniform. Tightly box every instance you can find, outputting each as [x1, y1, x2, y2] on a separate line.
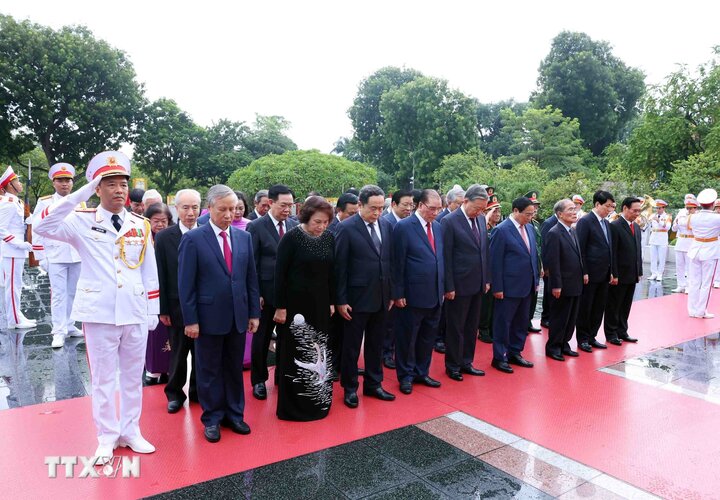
[0, 193, 33, 327]
[686, 210, 720, 317]
[648, 212, 672, 278]
[32, 193, 83, 337]
[35, 181, 160, 448]
[672, 209, 693, 291]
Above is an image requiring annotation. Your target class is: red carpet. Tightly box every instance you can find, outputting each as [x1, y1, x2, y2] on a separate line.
[2, 292, 720, 499]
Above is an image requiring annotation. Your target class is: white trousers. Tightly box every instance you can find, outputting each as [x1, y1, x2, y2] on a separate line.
[650, 245, 668, 277]
[83, 322, 148, 447]
[48, 262, 81, 336]
[2, 257, 28, 326]
[687, 258, 718, 316]
[676, 251, 689, 289]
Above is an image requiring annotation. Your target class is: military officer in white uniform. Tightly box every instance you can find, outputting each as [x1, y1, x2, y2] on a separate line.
[35, 151, 160, 463]
[685, 189, 720, 318]
[32, 163, 84, 348]
[0, 166, 37, 329]
[572, 194, 586, 220]
[648, 199, 672, 281]
[671, 194, 697, 293]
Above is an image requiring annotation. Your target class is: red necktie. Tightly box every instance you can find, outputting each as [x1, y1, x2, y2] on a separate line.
[220, 230, 232, 274]
[426, 222, 436, 253]
[630, 223, 635, 235]
[278, 221, 284, 237]
[520, 224, 531, 253]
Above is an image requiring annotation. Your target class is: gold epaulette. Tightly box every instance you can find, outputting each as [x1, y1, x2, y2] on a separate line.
[129, 211, 148, 221]
[39, 195, 53, 201]
[75, 207, 97, 213]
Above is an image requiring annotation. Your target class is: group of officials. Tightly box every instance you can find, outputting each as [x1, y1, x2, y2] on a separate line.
[3, 150, 720, 464]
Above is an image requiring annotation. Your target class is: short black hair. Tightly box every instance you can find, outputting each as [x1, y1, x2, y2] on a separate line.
[129, 188, 145, 203]
[345, 187, 360, 197]
[234, 191, 250, 217]
[392, 189, 413, 205]
[511, 197, 533, 213]
[411, 189, 423, 205]
[337, 193, 359, 211]
[593, 190, 615, 206]
[621, 196, 642, 210]
[298, 196, 334, 224]
[358, 185, 384, 205]
[268, 184, 294, 201]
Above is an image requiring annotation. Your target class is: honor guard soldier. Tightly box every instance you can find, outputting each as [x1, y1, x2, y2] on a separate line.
[671, 194, 698, 293]
[648, 199, 672, 281]
[572, 195, 586, 219]
[0, 166, 37, 329]
[35, 151, 160, 463]
[685, 189, 720, 318]
[32, 163, 84, 347]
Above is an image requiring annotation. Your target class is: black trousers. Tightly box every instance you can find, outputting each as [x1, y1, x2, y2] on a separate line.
[341, 308, 387, 392]
[576, 281, 609, 344]
[329, 312, 344, 376]
[546, 294, 580, 355]
[541, 276, 553, 325]
[478, 292, 494, 339]
[435, 302, 447, 345]
[445, 293, 482, 371]
[164, 323, 197, 403]
[382, 307, 396, 360]
[250, 303, 277, 386]
[604, 283, 636, 340]
[527, 289, 539, 328]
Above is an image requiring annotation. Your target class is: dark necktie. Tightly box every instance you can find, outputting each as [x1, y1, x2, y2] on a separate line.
[368, 223, 381, 253]
[111, 214, 122, 232]
[278, 221, 284, 237]
[600, 219, 609, 243]
[471, 217, 480, 243]
[220, 230, 232, 274]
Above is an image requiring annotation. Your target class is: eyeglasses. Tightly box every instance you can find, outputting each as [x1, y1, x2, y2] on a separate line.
[421, 203, 443, 212]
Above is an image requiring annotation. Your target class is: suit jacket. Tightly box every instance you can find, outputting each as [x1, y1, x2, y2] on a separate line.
[540, 214, 558, 242]
[154, 224, 185, 326]
[435, 208, 451, 222]
[247, 210, 259, 221]
[392, 214, 445, 309]
[543, 223, 584, 296]
[246, 214, 298, 305]
[441, 207, 490, 296]
[490, 218, 539, 298]
[610, 218, 642, 284]
[334, 214, 393, 312]
[327, 216, 341, 235]
[575, 211, 612, 283]
[382, 210, 400, 228]
[178, 223, 260, 335]
[197, 212, 210, 225]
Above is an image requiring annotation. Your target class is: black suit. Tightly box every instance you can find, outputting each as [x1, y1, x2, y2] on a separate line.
[605, 218, 642, 341]
[539, 215, 558, 326]
[335, 214, 393, 392]
[155, 224, 197, 403]
[247, 214, 298, 386]
[441, 208, 490, 372]
[542, 223, 584, 355]
[575, 211, 613, 345]
[381, 211, 401, 360]
[247, 210, 260, 221]
[327, 216, 341, 235]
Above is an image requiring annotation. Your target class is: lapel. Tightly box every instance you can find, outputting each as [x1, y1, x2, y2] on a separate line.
[456, 210, 481, 249]
[559, 225, 580, 257]
[170, 224, 183, 248]
[506, 218, 529, 254]
[201, 223, 230, 276]
[594, 214, 611, 250]
[354, 215, 380, 256]
[230, 226, 243, 271]
[263, 215, 280, 244]
[411, 214, 434, 253]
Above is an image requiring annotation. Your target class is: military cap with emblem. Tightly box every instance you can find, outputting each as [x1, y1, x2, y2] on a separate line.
[524, 190, 540, 205]
[572, 194, 585, 205]
[0, 166, 19, 190]
[485, 194, 501, 210]
[684, 194, 698, 208]
[86, 151, 131, 181]
[655, 199, 668, 208]
[48, 163, 75, 180]
[697, 188, 718, 206]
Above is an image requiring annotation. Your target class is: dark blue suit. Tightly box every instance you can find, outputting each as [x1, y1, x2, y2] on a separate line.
[392, 214, 445, 383]
[490, 217, 539, 361]
[178, 223, 261, 426]
[380, 210, 401, 360]
[539, 214, 559, 325]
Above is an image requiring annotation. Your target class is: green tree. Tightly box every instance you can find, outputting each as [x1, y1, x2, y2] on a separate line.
[656, 152, 720, 204]
[433, 148, 496, 192]
[0, 15, 145, 170]
[476, 100, 528, 158]
[227, 150, 376, 199]
[193, 119, 254, 186]
[243, 115, 297, 158]
[534, 31, 645, 155]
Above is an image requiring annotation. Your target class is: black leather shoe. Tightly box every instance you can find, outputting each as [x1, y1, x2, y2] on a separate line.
[363, 386, 396, 401]
[414, 376, 441, 388]
[221, 418, 251, 435]
[579, 343, 593, 353]
[204, 425, 221, 443]
[167, 400, 182, 414]
[445, 369, 463, 381]
[508, 354, 534, 368]
[546, 352, 565, 362]
[619, 335, 638, 343]
[608, 338, 623, 346]
[540, 320, 550, 328]
[491, 359, 514, 374]
[478, 334, 493, 344]
[434, 342, 446, 354]
[344, 391, 359, 408]
[590, 340, 607, 349]
[562, 349, 579, 357]
[143, 373, 160, 386]
[383, 357, 396, 369]
[460, 365, 485, 376]
[399, 381, 413, 394]
[252, 383, 267, 400]
[528, 326, 542, 333]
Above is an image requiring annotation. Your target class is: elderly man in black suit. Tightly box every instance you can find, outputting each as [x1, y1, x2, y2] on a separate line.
[441, 184, 490, 381]
[542, 199, 587, 361]
[328, 192, 359, 234]
[605, 197, 643, 345]
[247, 189, 270, 221]
[575, 190, 616, 353]
[247, 184, 298, 400]
[156, 189, 202, 413]
[539, 212, 559, 329]
[335, 185, 396, 408]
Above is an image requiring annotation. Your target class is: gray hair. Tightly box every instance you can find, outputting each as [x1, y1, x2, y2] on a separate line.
[142, 189, 162, 203]
[174, 189, 201, 206]
[554, 198, 573, 215]
[254, 189, 269, 204]
[358, 184, 385, 204]
[206, 185, 237, 207]
[446, 184, 466, 203]
[464, 184, 488, 202]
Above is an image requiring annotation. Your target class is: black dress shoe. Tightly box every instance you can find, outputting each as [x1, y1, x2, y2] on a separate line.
[590, 340, 607, 349]
[546, 352, 565, 362]
[491, 359, 514, 374]
[363, 386, 396, 401]
[399, 381, 413, 394]
[562, 349, 579, 357]
[252, 383, 267, 400]
[434, 342, 446, 354]
[608, 338, 623, 346]
[528, 326, 542, 333]
[143, 373, 160, 386]
[167, 400, 182, 414]
[507, 354, 534, 368]
[619, 335, 638, 343]
[383, 357, 396, 369]
[460, 365, 485, 376]
[540, 321, 550, 328]
[221, 418, 251, 435]
[478, 334, 493, 344]
[159, 373, 169, 384]
[579, 343, 593, 353]
[204, 425, 221, 443]
[344, 391, 359, 408]
[414, 376, 441, 388]
[445, 369, 463, 381]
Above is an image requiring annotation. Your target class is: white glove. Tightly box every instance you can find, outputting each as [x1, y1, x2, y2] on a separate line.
[19, 241, 33, 252]
[39, 259, 49, 272]
[147, 315, 159, 331]
[67, 175, 103, 206]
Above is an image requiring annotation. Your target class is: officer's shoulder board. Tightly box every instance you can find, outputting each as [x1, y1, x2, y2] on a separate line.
[75, 207, 96, 213]
[39, 194, 53, 201]
[129, 212, 148, 221]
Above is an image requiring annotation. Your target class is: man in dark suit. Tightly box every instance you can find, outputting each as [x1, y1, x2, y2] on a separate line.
[575, 190, 616, 353]
[441, 184, 490, 381]
[156, 189, 201, 413]
[605, 197, 643, 345]
[178, 185, 260, 443]
[489, 197, 539, 373]
[246, 184, 297, 400]
[335, 185, 396, 408]
[539, 213, 558, 329]
[542, 199, 587, 361]
[435, 185, 464, 223]
[247, 189, 270, 221]
[392, 189, 445, 394]
[328, 192, 359, 234]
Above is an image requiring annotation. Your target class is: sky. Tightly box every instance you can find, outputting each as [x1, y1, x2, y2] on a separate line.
[3, 1, 719, 153]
